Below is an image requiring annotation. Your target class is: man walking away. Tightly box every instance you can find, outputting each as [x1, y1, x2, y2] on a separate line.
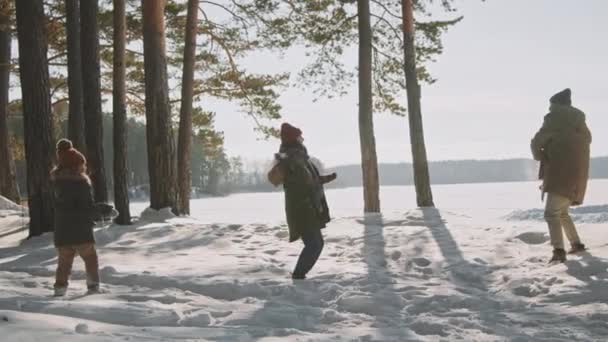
[531, 88, 592, 263]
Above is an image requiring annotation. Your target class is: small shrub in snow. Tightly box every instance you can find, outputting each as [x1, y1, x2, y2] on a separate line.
[75, 323, 89, 334]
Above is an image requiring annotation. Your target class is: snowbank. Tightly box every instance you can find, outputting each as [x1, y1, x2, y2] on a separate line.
[506, 204, 608, 223]
[139, 207, 176, 222]
[0, 195, 23, 212]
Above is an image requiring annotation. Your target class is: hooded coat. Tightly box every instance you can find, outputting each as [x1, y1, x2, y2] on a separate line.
[277, 143, 331, 242]
[51, 169, 97, 247]
[531, 103, 592, 205]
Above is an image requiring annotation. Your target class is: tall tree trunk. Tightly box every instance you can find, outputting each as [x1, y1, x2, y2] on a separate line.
[15, 0, 55, 236]
[112, 0, 131, 224]
[0, 0, 19, 203]
[65, 0, 86, 151]
[401, 0, 434, 207]
[176, 0, 199, 216]
[357, 0, 380, 213]
[142, 0, 176, 211]
[81, 0, 108, 203]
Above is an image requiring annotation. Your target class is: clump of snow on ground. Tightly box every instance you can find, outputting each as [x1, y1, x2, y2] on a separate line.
[1, 180, 608, 341]
[139, 207, 176, 222]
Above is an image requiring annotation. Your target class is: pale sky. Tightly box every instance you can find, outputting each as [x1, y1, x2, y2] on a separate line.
[208, 0, 607, 168]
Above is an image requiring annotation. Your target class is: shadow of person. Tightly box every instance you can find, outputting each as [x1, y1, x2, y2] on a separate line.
[555, 251, 608, 305]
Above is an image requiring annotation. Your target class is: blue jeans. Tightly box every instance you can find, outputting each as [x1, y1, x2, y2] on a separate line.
[293, 229, 324, 277]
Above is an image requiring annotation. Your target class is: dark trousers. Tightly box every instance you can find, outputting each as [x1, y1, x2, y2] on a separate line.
[293, 229, 324, 277]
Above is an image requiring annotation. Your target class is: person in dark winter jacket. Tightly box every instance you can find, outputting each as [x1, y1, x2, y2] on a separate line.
[275, 123, 337, 279]
[51, 139, 100, 296]
[531, 89, 592, 263]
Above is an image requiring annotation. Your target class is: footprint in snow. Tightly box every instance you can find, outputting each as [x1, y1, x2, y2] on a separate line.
[412, 257, 432, 267]
[515, 232, 549, 245]
[274, 231, 289, 239]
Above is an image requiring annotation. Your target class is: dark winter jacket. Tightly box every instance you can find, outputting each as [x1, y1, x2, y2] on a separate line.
[531, 104, 592, 205]
[277, 143, 331, 242]
[51, 170, 96, 247]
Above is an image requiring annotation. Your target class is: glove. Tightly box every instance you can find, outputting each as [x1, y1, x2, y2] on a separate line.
[321, 172, 337, 184]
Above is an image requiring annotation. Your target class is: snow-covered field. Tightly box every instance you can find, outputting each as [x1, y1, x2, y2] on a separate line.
[1, 180, 608, 341]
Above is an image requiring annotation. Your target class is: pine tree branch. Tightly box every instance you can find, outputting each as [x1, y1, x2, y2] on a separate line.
[370, 13, 402, 45]
[200, 1, 248, 25]
[370, 0, 401, 20]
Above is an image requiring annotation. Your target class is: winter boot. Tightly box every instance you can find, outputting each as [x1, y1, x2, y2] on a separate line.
[549, 248, 566, 263]
[568, 242, 586, 254]
[53, 286, 67, 297]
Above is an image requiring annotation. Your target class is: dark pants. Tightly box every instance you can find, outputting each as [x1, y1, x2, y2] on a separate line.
[293, 229, 324, 277]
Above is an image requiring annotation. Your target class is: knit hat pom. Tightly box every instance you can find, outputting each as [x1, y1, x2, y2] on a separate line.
[280, 123, 302, 144]
[550, 88, 572, 106]
[56, 139, 86, 170]
[56, 139, 73, 152]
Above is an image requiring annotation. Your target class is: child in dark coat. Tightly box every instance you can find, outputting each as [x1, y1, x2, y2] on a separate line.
[51, 139, 100, 296]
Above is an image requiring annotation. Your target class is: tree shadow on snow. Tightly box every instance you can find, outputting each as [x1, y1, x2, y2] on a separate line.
[421, 208, 488, 291]
[361, 214, 417, 341]
[0, 225, 28, 239]
[419, 208, 608, 340]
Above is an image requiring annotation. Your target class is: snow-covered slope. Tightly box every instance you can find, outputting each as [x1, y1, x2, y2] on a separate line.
[1, 180, 607, 341]
[0, 195, 24, 218]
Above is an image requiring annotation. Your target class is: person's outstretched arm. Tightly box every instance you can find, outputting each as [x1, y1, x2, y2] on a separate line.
[319, 173, 337, 185]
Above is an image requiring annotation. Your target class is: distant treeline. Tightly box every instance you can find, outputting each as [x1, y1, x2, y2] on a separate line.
[324, 157, 608, 189]
[10, 111, 606, 196]
[234, 157, 608, 193]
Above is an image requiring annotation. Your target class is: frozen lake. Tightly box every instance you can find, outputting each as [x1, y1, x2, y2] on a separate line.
[132, 179, 608, 224]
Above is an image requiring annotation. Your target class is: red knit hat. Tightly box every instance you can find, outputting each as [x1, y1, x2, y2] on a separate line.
[280, 123, 302, 144]
[56, 139, 86, 171]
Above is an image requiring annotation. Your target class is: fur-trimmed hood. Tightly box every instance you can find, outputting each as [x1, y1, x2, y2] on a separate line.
[51, 168, 91, 184]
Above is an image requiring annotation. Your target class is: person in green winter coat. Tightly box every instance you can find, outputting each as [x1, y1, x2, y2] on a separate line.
[275, 123, 336, 279]
[531, 89, 592, 263]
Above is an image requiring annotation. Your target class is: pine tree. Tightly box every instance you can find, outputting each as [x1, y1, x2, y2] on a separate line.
[112, 0, 131, 224]
[142, 0, 177, 211]
[176, 0, 199, 215]
[357, 0, 381, 213]
[81, 0, 108, 203]
[65, 0, 86, 150]
[401, 0, 434, 207]
[15, 0, 56, 236]
[0, 0, 19, 203]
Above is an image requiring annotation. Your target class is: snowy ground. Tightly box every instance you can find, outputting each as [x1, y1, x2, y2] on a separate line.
[1, 180, 608, 341]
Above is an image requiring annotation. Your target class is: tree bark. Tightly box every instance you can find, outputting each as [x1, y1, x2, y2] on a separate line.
[176, 0, 199, 215]
[0, 0, 19, 203]
[15, 0, 55, 236]
[357, 0, 380, 213]
[142, 0, 176, 211]
[401, 0, 434, 207]
[112, 0, 131, 224]
[81, 0, 108, 203]
[65, 0, 86, 151]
